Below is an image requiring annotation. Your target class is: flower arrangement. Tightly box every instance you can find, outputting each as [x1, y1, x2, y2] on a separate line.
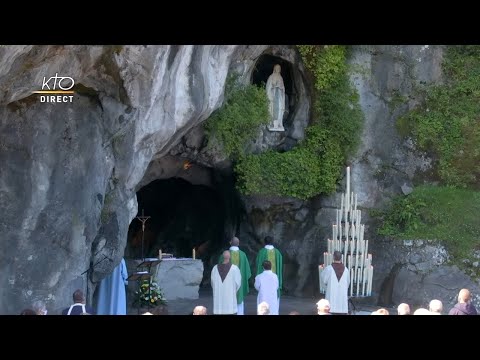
[134, 279, 167, 307]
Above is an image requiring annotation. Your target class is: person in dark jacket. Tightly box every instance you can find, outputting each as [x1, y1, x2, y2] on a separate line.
[62, 289, 95, 315]
[448, 288, 478, 315]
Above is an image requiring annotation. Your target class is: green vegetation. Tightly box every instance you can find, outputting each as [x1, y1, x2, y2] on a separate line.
[376, 185, 480, 260]
[204, 76, 270, 159]
[396, 45, 480, 188]
[206, 46, 363, 200]
[235, 126, 343, 199]
[297, 45, 347, 91]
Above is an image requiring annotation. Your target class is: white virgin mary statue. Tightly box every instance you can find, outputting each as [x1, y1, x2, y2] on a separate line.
[266, 64, 286, 131]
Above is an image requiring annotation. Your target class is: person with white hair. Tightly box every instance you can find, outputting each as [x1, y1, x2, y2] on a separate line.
[413, 308, 431, 315]
[371, 308, 389, 315]
[316, 299, 331, 315]
[193, 306, 207, 315]
[429, 299, 443, 315]
[257, 302, 270, 315]
[397, 303, 411, 315]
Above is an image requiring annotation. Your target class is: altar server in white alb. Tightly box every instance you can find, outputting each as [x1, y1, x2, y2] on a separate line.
[254, 260, 279, 315]
[321, 251, 350, 314]
[211, 250, 242, 314]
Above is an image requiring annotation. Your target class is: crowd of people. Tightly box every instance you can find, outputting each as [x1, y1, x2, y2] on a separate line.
[20, 289, 96, 315]
[18, 238, 478, 315]
[209, 235, 283, 315]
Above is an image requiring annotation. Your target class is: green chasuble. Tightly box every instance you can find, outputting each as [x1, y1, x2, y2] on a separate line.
[255, 247, 283, 298]
[218, 249, 251, 304]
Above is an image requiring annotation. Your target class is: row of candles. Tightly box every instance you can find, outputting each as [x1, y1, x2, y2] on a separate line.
[328, 227, 367, 254]
[318, 166, 374, 297]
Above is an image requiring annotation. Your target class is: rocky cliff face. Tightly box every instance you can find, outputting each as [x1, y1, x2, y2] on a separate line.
[1, 44, 475, 314]
[0, 45, 268, 314]
[237, 46, 451, 302]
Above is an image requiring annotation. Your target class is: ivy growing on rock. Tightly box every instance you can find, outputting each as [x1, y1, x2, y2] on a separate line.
[396, 45, 480, 188]
[204, 76, 269, 159]
[375, 185, 480, 261]
[206, 46, 363, 200]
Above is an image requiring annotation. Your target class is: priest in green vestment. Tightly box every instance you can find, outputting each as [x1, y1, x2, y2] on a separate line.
[255, 235, 283, 306]
[218, 236, 251, 315]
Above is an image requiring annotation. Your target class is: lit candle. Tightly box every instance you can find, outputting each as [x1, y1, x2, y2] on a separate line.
[318, 265, 323, 293]
[368, 266, 374, 296]
[356, 267, 361, 297]
[340, 193, 344, 216]
[350, 268, 354, 297]
[362, 267, 367, 296]
[346, 167, 350, 212]
[192, 248, 196, 259]
[360, 251, 365, 271]
[350, 191, 354, 216]
[354, 193, 357, 213]
[159, 249, 162, 259]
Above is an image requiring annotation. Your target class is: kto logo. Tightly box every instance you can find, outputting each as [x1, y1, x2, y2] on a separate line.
[33, 73, 75, 103]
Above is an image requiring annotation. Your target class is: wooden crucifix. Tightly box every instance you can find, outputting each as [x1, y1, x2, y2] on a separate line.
[136, 209, 151, 261]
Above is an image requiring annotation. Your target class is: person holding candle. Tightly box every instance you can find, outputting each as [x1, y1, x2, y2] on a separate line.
[255, 235, 283, 310]
[320, 251, 350, 314]
[218, 236, 251, 315]
[211, 251, 241, 315]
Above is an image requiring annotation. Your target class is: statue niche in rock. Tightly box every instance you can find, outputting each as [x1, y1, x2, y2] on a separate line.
[266, 64, 286, 132]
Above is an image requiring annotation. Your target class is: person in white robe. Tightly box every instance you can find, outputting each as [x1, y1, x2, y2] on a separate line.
[321, 250, 350, 314]
[211, 250, 242, 314]
[254, 260, 279, 315]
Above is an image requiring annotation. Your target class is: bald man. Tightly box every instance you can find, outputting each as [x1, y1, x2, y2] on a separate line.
[449, 288, 478, 315]
[218, 236, 251, 315]
[211, 251, 241, 314]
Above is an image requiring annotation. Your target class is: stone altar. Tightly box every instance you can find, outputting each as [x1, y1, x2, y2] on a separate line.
[154, 258, 204, 300]
[126, 258, 204, 302]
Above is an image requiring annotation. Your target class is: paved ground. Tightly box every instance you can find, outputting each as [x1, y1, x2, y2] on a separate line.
[128, 288, 395, 315]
